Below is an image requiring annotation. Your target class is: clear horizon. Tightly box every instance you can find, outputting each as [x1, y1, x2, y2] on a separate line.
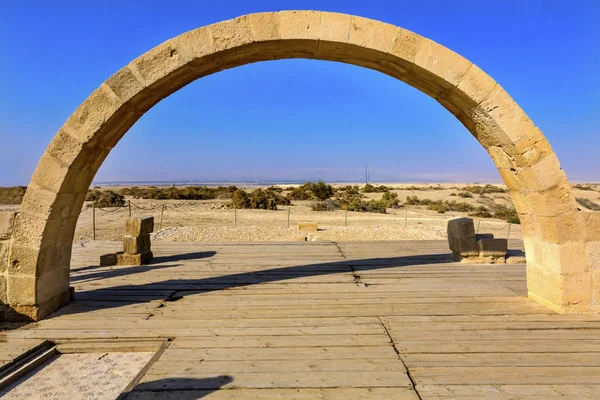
[1, 1, 598, 186]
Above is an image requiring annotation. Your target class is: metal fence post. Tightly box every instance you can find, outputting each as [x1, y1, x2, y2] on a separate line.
[234, 206, 237, 228]
[345, 208, 348, 227]
[128, 200, 132, 217]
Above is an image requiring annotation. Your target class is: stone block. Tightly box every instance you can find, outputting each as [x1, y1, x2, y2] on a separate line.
[525, 182, 578, 218]
[0, 240, 10, 273]
[537, 211, 585, 244]
[248, 12, 280, 42]
[593, 269, 600, 305]
[583, 212, 600, 242]
[455, 63, 497, 106]
[7, 275, 37, 306]
[477, 238, 508, 257]
[125, 216, 154, 236]
[319, 12, 351, 44]
[279, 10, 321, 41]
[298, 222, 318, 232]
[123, 234, 151, 255]
[100, 253, 118, 266]
[117, 251, 153, 266]
[36, 267, 70, 304]
[348, 16, 397, 53]
[414, 39, 472, 89]
[0, 275, 6, 303]
[210, 15, 254, 53]
[0, 211, 17, 240]
[447, 218, 478, 258]
[129, 39, 188, 89]
[63, 85, 122, 145]
[586, 241, 600, 271]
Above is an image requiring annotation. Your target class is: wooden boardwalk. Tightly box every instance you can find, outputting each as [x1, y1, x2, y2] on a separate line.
[2, 240, 600, 399]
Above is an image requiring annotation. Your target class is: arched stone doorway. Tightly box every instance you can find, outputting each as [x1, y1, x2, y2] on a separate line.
[2, 11, 598, 321]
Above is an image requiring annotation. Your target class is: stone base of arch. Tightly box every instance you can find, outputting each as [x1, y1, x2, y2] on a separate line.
[1, 287, 72, 322]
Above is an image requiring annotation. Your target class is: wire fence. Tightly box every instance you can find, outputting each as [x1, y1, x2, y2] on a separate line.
[84, 200, 517, 241]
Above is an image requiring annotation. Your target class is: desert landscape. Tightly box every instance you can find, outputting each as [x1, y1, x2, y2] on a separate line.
[3, 182, 599, 244]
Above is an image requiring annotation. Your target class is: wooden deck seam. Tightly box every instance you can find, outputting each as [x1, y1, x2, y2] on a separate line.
[378, 316, 424, 400]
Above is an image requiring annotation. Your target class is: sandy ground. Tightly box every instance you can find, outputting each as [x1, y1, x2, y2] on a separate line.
[2, 183, 599, 243]
[74, 184, 525, 243]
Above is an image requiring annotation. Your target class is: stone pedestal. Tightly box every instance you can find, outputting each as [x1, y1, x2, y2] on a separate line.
[100, 216, 154, 267]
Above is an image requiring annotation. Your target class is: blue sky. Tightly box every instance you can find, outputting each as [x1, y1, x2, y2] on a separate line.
[0, 1, 598, 185]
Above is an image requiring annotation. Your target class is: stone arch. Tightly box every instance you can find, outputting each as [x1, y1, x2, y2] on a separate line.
[2, 11, 596, 321]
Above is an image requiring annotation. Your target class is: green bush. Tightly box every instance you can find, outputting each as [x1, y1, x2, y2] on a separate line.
[344, 198, 388, 214]
[230, 188, 290, 210]
[492, 205, 520, 224]
[576, 198, 600, 211]
[230, 189, 250, 209]
[335, 185, 361, 196]
[405, 196, 435, 206]
[287, 185, 314, 200]
[574, 184, 597, 191]
[86, 189, 126, 208]
[287, 181, 334, 201]
[380, 191, 400, 208]
[312, 199, 341, 211]
[462, 184, 506, 195]
[404, 185, 447, 191]
[362, 183, 393, 193]
[469, 210, 493, 218]
[469, 205, 493, 218]
[457, 191, 473, 198]
[120, 185, 238, 200]
[311, 181, 335, 201]
[405, 196, 484, 214]
[0, 186, 27, 204]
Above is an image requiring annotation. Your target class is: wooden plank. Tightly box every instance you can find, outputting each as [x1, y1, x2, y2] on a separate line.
[403, 353, 600, 367]
[417, 384, 600, 400]
[158, 346, 399, 362]
[128, 387, 419, 399]
[411, 366, 600, 385]
[388, 329, 600, 341]
[136, 370, 412, 389]
[148, 359, 406, 374]
[396, 340, 600, 353]
[169, 334, 390, 348]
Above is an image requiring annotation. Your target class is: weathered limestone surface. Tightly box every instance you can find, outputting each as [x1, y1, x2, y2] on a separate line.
[447, 218, 478, 260]
[125, 216, 154, 236]
[100, 253, 118, 267]
[123, 234, 151, 255]
[5, 11, 596, 320]
[117, 252, 153, 266]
